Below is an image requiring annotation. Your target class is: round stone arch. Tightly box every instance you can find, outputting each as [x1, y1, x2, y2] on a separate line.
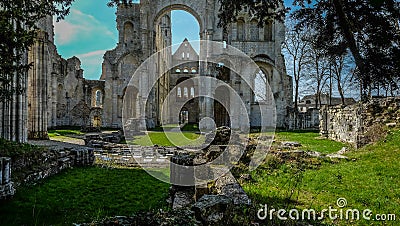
[116, 53, 141, 82]
[91, 88, 104, 108]
[254, 58, 282, 104]
[255, 63, 274, 84]
[253, 54, 275, 66]
[152, 3, 205, 38]
[252, 54, 276, 86]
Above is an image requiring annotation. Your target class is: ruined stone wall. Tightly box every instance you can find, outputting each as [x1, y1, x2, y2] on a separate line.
[26, 16, 105, 135]
[100, 4, 142, 128]
[0, 148, 94, 199]
[320, 104, 364, 147]
[320, 97, 400, 148]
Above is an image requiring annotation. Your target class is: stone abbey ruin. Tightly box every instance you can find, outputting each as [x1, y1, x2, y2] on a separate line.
[0, 0, 293, 142]
[1, 1, 400, 225]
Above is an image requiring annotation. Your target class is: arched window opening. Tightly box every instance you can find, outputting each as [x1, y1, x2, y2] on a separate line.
[124, 22, 134, 44]
[190, 87, 195, 97]
[95, 90, 102, 107]
[183, 68, 189, 73]
[176, 68, 181, 73]
[177, 87, 182, 97]
[250, 19, 259, 41]
[191, 68, 197, 73]
[264, 21, 273, 41]
[184, 87, 188, 97]
[216, 62, 230, 81]
[237, 19, 245, 41]
[254, 70, 269, 102]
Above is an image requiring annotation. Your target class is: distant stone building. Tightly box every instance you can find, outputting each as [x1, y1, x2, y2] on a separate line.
[292, 93, 356, 129]
[100, 1, 293, 130]
[169, 39, 200, 125]
[298, 93, 356, 113]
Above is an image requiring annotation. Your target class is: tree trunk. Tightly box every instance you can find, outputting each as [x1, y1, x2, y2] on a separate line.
[332, 0, 368, 99]
[293, 57, 299, 111]
[337, 79, 345, 105]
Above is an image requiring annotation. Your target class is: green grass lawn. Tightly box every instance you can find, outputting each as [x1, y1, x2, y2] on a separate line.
[274, 130, 352, 154]
[181, 123, 200, 132]
[149, 124, 180, 131]
[48, 129, 84, 138]
[130, 131, 205, 147]
[2, 129, 398, 225]
[0, 167, 169, 225]
[242, 129, 400, 225]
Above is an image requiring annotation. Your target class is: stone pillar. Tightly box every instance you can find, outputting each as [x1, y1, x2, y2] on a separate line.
[169, 154, 195, 209]
[0, 157, 15, 199]
[170, 154, 195, 186]
[0, 51, 28, 143]
[28, 30, 49, 140]
[319, 106, 328, 137]
[49, 72, 58, 128]
[112, 77, 118, 127]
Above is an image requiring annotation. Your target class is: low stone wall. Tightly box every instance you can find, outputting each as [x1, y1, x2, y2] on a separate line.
[320, 97, 400, 148]
[0, 147, 94, 199]
[319, 103, 364, 146]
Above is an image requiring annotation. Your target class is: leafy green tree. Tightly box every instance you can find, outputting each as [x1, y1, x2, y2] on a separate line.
[292, 0, 400, 99]
[0, 0, 74, 101]
[215, 0, 400, 99]
[0, 0, 74, 142]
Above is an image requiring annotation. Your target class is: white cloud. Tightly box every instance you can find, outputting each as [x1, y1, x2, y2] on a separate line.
[76, 50, 107, 58]
[54, 20, 82, 45]
[75, 49, 108, 79]
[54, 9, 116, 46]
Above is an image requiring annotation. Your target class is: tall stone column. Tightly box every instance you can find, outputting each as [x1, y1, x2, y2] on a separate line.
[0, 45, 29, 143]
[28, 31, 49, 140]
[50, 72, 58, 128]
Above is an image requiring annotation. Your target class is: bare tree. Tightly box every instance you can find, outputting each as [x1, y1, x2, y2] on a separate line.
[282, 19, 310, 111]
[330, 53, 356, 105]
[304, 43, 330, 109]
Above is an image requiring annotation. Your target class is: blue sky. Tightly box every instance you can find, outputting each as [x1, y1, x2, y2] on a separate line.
[54, 0, 294, 80]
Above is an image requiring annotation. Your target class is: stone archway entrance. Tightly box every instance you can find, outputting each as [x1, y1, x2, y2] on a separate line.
[150, 2, 205, 128]
[179, 107, 189, 124]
